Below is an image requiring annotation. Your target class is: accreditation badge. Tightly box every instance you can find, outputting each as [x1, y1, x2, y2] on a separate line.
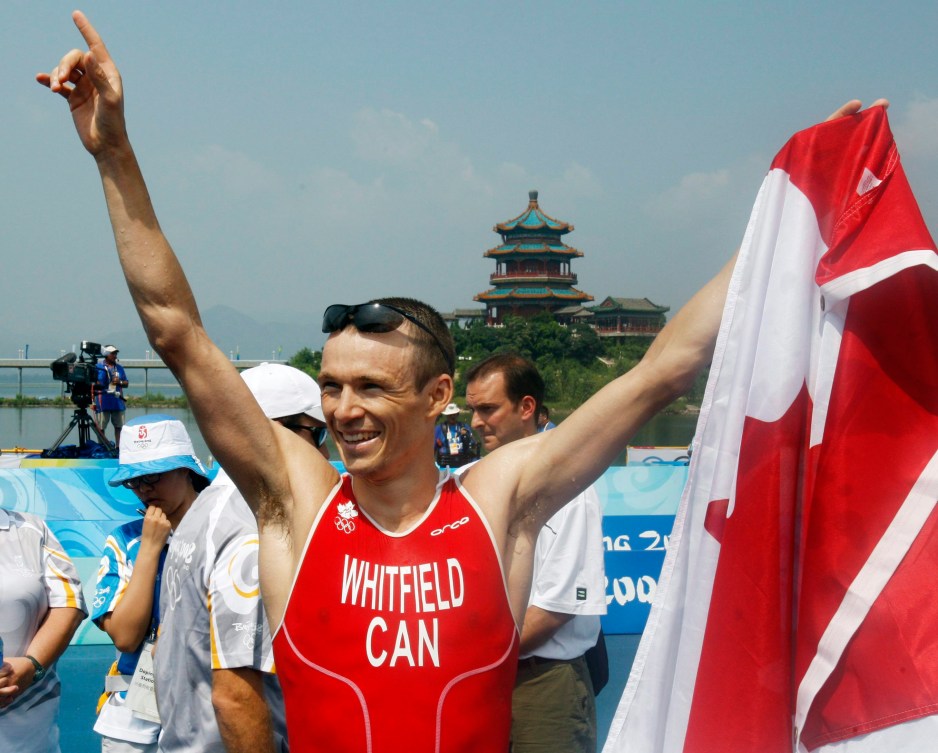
[124, 638, 161, 723]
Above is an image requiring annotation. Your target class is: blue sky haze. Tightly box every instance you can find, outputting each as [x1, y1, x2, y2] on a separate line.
[4, 1, 936, 357]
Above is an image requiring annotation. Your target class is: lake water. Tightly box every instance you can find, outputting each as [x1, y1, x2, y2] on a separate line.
[0, 367, 183, 401]
[0, 405, 211, 459]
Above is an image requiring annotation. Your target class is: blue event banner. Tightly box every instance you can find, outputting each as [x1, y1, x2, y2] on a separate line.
[601, 514, 676, 634]
[593, 464, 685, 634]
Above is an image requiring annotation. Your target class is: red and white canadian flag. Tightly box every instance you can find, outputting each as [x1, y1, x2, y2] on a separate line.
[604, 107, 938, 753]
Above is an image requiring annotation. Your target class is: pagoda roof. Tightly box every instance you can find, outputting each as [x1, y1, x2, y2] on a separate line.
[483, 241, 583, 258]
[475, 286, 594, 302]
[590, 296, 670, 314]
[494, 190, 573, 235]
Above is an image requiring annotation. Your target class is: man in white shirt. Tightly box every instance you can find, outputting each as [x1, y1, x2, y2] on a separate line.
[463, 353, 606, 752]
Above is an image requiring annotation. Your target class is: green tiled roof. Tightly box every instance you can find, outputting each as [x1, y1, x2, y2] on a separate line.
[494, 190, 572, 236]
[590, 296, 670, 314]
[484, 241, 582, 258]
[474, 285, 593, 302]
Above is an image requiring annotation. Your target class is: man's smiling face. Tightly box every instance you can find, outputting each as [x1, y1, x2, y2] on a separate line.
[319, 326, 441, 482]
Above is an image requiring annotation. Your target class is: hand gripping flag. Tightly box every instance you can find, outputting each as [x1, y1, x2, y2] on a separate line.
[603, 106, 938, 753]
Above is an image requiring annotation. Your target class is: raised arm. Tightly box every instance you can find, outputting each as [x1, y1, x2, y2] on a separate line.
[522, 251, 736, 514]
[37, 12, 334, 523]
[467, 98, 889, 529]
[462, 251, 735, 530]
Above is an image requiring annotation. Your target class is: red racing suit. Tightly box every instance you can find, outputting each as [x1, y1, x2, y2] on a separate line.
[273, 473, 519, 752]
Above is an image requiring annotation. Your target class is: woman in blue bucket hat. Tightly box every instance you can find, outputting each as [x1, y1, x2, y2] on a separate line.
[90, 415, 210, 752]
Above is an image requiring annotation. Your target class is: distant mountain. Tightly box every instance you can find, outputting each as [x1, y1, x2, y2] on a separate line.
[0, 305, 325, 361]
[201, 305, 324, 360]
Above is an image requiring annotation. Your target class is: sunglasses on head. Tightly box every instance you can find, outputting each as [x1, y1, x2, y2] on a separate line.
[122, 472, 165, 490]
[321, 302, 454, 372]
[280, 423, 328, 448]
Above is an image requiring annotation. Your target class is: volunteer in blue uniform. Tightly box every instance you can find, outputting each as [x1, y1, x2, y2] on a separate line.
[434, 403, 477, 468]
[95, 345, 129, 447]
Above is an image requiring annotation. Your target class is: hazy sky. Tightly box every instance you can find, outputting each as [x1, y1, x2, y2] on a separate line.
[4, 0, 937, 357]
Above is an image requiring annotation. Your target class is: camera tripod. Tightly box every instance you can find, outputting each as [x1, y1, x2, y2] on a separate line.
[44, 403, 118, 458]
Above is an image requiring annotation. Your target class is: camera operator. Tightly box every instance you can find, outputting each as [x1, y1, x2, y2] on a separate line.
[95, 345, 128, 447]
[434, 403, 478, 468]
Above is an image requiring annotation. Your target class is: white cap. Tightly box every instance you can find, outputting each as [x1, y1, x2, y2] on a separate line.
[241, 363, 325, 422]
[442, 403, 461, 416]
[109, 414, 208, 486]
[102, 345, 119, 354]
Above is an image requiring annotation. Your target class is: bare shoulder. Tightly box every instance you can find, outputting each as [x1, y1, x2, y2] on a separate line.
[461, 448, 515, 504]
[255, 431, 341, 630]
[461, 435, 543, 529]
[276, 427, 341, 549]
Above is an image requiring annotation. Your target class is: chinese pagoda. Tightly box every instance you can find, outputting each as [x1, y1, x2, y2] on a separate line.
[474, 190, 593, 325]
[588, 296, 669, 335]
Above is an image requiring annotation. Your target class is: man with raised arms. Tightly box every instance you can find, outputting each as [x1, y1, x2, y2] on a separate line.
[37, 12, 881, 752]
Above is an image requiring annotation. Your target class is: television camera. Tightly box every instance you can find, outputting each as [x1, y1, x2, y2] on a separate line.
[46, 341, 118, 457]
[51, 340, 103, 409]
